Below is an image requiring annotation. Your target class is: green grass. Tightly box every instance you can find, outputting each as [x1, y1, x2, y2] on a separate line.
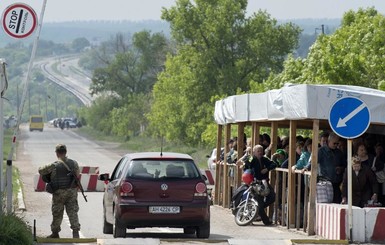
[0, 213, 34, 245]
[1, 129, 20, 196]
[76, 127, 212, 169]
[1, 129, 31, 245]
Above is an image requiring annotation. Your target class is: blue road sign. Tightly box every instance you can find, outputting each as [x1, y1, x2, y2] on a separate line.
[329, 97, 370, 139]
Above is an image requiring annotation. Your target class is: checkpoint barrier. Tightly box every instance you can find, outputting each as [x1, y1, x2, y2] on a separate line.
[364, 208, 385, 242]
[316, 203, 385, 243]
[200, 169, 215, 186]
[34, 166, 104, 192]
[79, 166, 99, 174]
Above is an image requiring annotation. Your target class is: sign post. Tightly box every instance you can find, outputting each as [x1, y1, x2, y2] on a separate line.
[1, 3, 38, 39]
[328, 97, 370, 242]
[1, 1, 47, 213]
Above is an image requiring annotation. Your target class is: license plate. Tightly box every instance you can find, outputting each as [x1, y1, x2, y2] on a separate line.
[149, 206, 180, 214]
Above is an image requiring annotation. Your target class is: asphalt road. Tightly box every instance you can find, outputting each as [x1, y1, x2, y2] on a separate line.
[13, 124, 315, 244]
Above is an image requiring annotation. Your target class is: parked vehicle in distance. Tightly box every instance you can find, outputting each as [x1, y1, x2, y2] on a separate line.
[206, 148, 223, 170]
[29, 115, 44, 132]
[99, 152, 210, 238]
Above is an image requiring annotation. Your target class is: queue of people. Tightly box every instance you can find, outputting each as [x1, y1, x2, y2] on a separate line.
[223, 130, 385, 226]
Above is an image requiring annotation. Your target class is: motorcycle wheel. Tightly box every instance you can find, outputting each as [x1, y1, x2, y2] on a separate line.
[235, 201, 258, 226]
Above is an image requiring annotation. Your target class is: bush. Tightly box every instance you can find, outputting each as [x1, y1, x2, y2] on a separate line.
[0, 212, 33, 245]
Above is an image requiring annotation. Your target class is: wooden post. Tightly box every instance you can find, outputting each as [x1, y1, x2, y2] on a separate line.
[269, 121, 278, 218]
[251, 122, 260, 147]
[307, 119, 319, 235]
[282, 169, 288, 227]
[288, 120, 297, 228]
[214, 124, 223, 205]
[296, 173, 301, 229]
[223, 124, 231, 208]
[236, 123, 245, 188]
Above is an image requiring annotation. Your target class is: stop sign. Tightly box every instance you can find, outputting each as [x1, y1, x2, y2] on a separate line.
[2, 3, 38, 39]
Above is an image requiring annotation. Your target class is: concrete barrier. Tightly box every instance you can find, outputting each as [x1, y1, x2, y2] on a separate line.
[364, 207, 385, 242]
[79, 174, 105, 192]
[316, 203, 365, 242]
[79, 166, 99, 174]
[34, 173, 105, 192]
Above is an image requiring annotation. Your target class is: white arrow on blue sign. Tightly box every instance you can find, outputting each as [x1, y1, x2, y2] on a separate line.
[328, 97, 370, 139]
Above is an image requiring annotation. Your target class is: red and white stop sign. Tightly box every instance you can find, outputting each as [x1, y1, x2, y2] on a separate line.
[1, 3, 38, 39]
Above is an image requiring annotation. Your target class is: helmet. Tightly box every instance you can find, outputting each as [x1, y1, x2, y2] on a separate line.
[253, 183, 270, 196]
[242, 169, 254, 185]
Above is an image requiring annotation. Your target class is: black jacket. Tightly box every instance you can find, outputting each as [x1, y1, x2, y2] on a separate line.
[244, 156, 276, 180]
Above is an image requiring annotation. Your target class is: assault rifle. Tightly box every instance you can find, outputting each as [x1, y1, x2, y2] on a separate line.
[69, 171, 88, 202]
[58, 159, 88, 202]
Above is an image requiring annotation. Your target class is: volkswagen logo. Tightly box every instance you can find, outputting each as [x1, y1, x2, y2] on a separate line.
[160, 183, 168, 191]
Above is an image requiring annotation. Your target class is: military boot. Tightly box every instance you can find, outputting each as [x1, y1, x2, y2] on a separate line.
[72, 230, 80, 238]
[46, 232, 59, 238]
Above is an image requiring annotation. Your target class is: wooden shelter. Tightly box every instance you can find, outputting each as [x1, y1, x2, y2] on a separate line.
[212, 84, 385, 235]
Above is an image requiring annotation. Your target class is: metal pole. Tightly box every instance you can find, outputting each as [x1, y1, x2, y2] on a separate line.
[347, 139, 353, 242]
[0, 60, 6, 217]
[6, 0, 48, 213]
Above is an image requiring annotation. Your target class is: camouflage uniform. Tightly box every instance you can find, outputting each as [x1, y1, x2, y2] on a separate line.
[39, 149, 81, 235]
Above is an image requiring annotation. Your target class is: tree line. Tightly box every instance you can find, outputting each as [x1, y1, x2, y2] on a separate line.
[77, 1, 385, 147]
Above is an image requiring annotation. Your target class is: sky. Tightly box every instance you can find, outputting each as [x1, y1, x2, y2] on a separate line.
[1, 0, 385, 23]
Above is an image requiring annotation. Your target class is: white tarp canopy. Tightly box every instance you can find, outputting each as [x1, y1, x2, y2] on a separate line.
[214, 84, 385, 126]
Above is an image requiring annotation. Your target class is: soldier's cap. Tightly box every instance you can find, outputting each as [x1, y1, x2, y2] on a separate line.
[55, 144, 67, 152]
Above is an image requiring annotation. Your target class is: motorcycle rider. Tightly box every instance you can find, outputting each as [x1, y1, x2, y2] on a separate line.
[241, 144, 277, 225]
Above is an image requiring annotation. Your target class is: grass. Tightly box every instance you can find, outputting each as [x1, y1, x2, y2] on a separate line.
[0, 129, 32, 245]
[76, 127, 212, 169]
[0, 213, 34, 245]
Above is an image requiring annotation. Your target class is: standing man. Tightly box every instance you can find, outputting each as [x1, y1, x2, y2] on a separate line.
[318, 132, 347, 203]
[242, 144, 277, 225]
[38, 144, 81, 238]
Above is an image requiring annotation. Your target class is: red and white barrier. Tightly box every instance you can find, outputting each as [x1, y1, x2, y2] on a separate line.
[364, 208, 385, 242]
[34, 174, 46, 192]
[34, 173, 105, 192]
[79, 166, 99, 174]
[79, 174, 105, 192]
[316, 203, 365, 241]
[200, 169, 215, 186]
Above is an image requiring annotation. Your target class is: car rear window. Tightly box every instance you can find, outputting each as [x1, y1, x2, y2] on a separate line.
[31, 117, 43, 123]
[125, 159, 201, 179]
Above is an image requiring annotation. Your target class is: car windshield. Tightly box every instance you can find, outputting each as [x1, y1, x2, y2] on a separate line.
[126, 159, 201, 179]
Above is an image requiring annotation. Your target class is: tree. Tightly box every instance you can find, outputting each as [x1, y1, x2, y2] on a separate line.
[149, 0, 301, 144]
[71, 37, 90, 52]
[90, 31, 170, 99]
[267, 7, 385, 90]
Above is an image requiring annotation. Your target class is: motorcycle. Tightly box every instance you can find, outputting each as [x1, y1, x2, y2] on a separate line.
[231, 180, 270, 226]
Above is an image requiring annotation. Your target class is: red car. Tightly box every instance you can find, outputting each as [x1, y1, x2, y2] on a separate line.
[99, 152, 210, 238]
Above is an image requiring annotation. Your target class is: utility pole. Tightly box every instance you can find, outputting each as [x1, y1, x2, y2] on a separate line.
[0, 60, 7, 218]
[6, 0, 48, 213]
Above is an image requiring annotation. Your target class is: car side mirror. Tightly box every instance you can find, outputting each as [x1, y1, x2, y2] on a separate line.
[202, 175, 208, 181]
[98, 173, 109, 181]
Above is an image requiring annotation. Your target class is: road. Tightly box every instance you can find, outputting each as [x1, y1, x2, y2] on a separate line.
[11, 56, 316, 244]
[38, 56, 93, 106]
[13, 124, 313, 244]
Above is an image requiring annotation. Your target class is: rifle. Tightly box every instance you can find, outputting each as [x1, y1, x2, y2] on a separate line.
[59, 159, 88, 202]
[69, 171, 88, 202]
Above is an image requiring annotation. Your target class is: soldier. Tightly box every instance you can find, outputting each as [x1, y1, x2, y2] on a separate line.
[38, 144, 81, 238]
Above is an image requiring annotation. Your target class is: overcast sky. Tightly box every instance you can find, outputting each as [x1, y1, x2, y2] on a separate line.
[1, 0, 385, 22]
